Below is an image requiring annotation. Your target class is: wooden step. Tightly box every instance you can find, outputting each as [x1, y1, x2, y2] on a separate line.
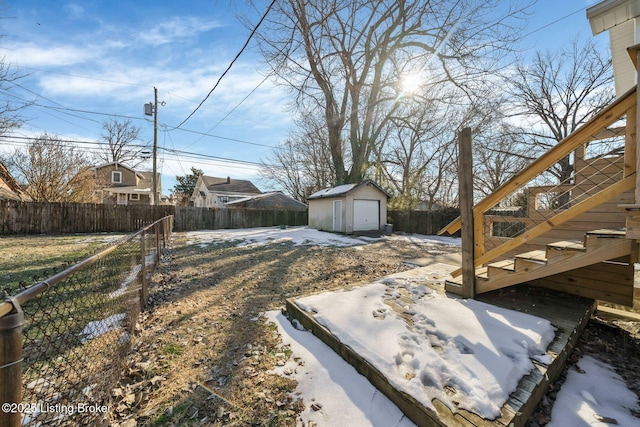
[476, 237, 632, 294]
[448, 228, 633, 296]
[487, 259, 515, 271]
[547, 241, 586, 252]
[585, 229, 626, 238]
[476, 266, 489, 280]
[516, 250, 547, 264]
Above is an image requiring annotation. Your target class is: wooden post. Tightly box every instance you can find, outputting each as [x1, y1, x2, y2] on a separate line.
[636, 53, 640, 204]
[0, 298, 24, 427]
[458, 127, 475, 299]
[140, 230, 147, 307]
[626, 44, 640, 204]
[155, 224, 161, 263]
[161, 218, 167, 250]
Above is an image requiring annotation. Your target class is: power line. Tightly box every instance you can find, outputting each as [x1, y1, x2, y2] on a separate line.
[174, 0, 277, 129]
[521, 5, 591, 39]
[168, 126, 275, 148]
[0, 135, 278, 168]
[5, 94, 277, 149]
[181, 72, 274, 150]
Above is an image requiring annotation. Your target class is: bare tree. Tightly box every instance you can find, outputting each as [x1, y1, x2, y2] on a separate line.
[6, 134, 98, 202]
[98, 118, 148, 168]
[0, 63, 28, 136]
[251, 0, 532, 184]
[261, 107, 335, 200]
[507, 38, 615, 187]
[473, 125, 531, 198]
[378, 97, 454, 210]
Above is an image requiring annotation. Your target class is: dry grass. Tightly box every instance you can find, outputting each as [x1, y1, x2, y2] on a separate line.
[0, 233, 124, 292]
[111, 233, 439, 426]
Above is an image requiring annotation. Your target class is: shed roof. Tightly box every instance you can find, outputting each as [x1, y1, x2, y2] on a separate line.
[201, 176, 261, 194]
[307, 179, 391, 200]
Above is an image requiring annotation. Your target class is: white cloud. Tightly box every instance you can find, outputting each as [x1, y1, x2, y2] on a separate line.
[136, 16, 224, 46]
[12, 42, 97, 68]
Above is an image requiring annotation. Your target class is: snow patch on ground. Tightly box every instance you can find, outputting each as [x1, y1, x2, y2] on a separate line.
[185, 226, 461, 248]
[80, 313, 125, 342]
[266, 310, 415, 427]
[547, 355, 639, 426]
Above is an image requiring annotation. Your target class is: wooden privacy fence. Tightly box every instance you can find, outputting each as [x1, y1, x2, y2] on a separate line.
[172, 207, 308, 231]
[0, 200, 174, 234]
[1, 200, 459, 235]
[0, 202, 308, 234]
[387, 208, 461, 235]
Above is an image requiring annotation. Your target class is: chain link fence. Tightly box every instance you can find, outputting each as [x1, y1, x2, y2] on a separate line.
[0, 216, 173, 427]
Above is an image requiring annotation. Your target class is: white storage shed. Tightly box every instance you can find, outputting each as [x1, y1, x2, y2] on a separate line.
[307, 180, 390, 234]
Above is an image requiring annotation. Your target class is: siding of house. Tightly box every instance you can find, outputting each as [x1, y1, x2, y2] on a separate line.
[95, 165, 137, 187]
[93, 164, 156, 205]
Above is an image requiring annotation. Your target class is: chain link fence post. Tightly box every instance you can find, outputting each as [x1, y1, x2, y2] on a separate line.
[0, 297, 24, 427]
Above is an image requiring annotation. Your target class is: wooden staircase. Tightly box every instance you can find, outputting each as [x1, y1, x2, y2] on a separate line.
[440, 85, 640, 308]
[446, 229, 633, 295]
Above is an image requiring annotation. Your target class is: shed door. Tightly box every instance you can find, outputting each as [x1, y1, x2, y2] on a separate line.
[333, 200, 342, 232]
[353, 199, 379, 231]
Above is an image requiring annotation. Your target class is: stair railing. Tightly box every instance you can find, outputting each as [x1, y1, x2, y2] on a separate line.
[441, 85, 637, 276]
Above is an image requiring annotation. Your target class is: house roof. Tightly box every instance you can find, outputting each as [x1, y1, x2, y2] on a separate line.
[587, 0, 640, 34]
[307, 179, 391, 200]
[225, 191, 307, 209]
[200, 176, 261, 194]
[92, 161, 146, 179]
[0, 161, 30, 201]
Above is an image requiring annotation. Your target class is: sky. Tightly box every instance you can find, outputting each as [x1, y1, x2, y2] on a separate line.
[181, 227, 639, 426]
[0, 0, 609, 195]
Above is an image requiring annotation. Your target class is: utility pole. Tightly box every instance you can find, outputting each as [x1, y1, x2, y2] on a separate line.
[144, 88, 160, 205]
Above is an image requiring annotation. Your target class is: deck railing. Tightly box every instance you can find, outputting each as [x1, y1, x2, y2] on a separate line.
[441, 86, 637, 276]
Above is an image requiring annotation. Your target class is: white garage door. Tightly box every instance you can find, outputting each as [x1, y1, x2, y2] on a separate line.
[353, 199, 379, 231]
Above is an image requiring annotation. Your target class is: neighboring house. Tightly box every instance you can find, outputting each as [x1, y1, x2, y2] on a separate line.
[225, 191, 307, 211]
[92, 162, 161, 205]
[0, 161, 30, 201]
[191, 176, 261, 208]
[307, 179, 390, 233]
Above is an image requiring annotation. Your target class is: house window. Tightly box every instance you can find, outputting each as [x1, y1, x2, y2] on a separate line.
[117, 193, 127, 205]
[112, 171, 122, 183]
[130, 194, 140, 201]
[219, 196, 229, 203]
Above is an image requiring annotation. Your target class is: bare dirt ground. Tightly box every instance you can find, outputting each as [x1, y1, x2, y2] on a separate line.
[110, 232, 640, 427]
